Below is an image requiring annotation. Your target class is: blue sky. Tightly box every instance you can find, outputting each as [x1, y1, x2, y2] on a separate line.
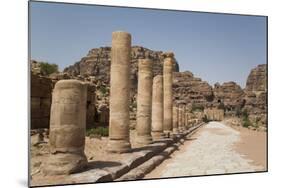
[30, 1, 267, 88]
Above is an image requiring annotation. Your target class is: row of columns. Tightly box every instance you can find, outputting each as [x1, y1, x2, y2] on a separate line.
[42, 31, 193, 175]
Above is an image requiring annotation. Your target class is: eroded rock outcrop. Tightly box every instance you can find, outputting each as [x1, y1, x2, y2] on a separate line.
[213, 81, 244, 114]
[63, 46, 180, 127]
[173, 71, 213, 111]
[245, 64, 267, 92]
[63, 46, 179, 87]
[243, 64, 267, 129]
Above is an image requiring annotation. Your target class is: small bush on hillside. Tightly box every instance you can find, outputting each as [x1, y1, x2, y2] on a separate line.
[242, 117, 251, 128]
[86, 127, 109, 137]
[99, 85, 107, 95]
[241, 109, 252, 128]
[40, 62, 58, 75]
[202, 115, 210, 123]
[191, 104, 204, 112]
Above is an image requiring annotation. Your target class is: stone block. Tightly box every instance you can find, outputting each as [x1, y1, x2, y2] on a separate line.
[70, 169, 113, 183]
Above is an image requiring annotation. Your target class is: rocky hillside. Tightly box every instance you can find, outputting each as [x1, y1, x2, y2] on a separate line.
[245, 64, 267, 93]
[31, 44, 267, 131]
[173, 71, 213, 111]
[213, 81, 244, 112]
[242, 64, 267, 129]
[63, 46, 179, 90]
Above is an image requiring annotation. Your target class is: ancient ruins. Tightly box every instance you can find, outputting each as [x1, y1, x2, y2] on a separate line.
[30, 30, 267, 186]
[107, 31, 132, 153]
[136, 59, 153, 146]
[42, 80, 88, 175]
[151, 75, 165, 140]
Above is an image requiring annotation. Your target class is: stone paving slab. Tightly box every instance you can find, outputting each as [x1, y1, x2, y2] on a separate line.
[78, 123, 203, 183]
[156, 122, 266, 178]
[116, 125, 203, 181]
[31, 123, 203, 186]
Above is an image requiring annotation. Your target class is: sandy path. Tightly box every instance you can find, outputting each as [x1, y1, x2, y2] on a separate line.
[145, 121, 266, 179]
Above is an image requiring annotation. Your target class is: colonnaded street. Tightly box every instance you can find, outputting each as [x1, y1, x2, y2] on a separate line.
[145, 121, 265, 178]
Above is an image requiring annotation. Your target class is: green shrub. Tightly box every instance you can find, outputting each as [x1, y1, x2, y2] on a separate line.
[40, 62, 58, 75]
[241, 109, 249, 118]
[241, 109, 252, 128]
[242, 117, 251, 128]
[86, 127, 109, 137]
[191, 104, 204, 112]
[99, 85, 107, 95]
[202, 115, 209, 123]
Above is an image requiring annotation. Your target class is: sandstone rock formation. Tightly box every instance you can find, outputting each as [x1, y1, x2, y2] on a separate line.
[63, 46, 179, 87]
[173, 71, 213, 111]
[63, 46, 180, 127]
[243, 64, 267, 129]
[31, 47, 267, 131]
[245, 64, 267, 92]
[213, 81, 244, 113]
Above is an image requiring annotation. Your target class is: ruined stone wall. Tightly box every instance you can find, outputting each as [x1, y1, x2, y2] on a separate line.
[31, 74, 53, 129]
[30, 73, 97, 129]
[204, 108, 224, 121]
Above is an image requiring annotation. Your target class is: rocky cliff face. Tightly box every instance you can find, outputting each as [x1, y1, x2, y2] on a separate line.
[213, 81, 244, 112]
[173, 71, 213, 111]
[245, 64, 267, 92]
[32, 46, 267, 131]
[63, 46, 179, 88]
[243, 64, 267, 115]
[242, 64, 267, 129]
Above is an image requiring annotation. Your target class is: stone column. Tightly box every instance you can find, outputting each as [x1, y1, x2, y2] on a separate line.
[182, 106, 186, 130]
[163, 53, 174, 133]
[151, 75, 165, 140]
[42, 80, 88, 175]
[172, 105, 179, 134]
[185, 112, 189, 129]
[178, 105, 183, 132]
[107, 31, 131, 153]
[136, 59, 153, 146]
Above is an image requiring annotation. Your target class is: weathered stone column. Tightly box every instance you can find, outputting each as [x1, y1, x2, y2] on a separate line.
[182, 106, 186, 130]
[136, 59, 153, 146]
[42, 80, 88, 175]
[172, 105, 179, 134]
[151, 75, 165, 140]
[185, 112, 189, 129]
[163, 53, 174, 133]
[107, 31, 131, 153]
[178, 105, 183, 132]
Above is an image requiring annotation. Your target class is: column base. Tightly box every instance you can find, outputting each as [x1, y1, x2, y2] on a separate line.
[163, 130, 173, 138]
[42, 152, 88, 175]
[107, 139, 131, 153]
[173, 128, 179, 134]
[151, 131, 165, 141]
[135, 135, 153, 147]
